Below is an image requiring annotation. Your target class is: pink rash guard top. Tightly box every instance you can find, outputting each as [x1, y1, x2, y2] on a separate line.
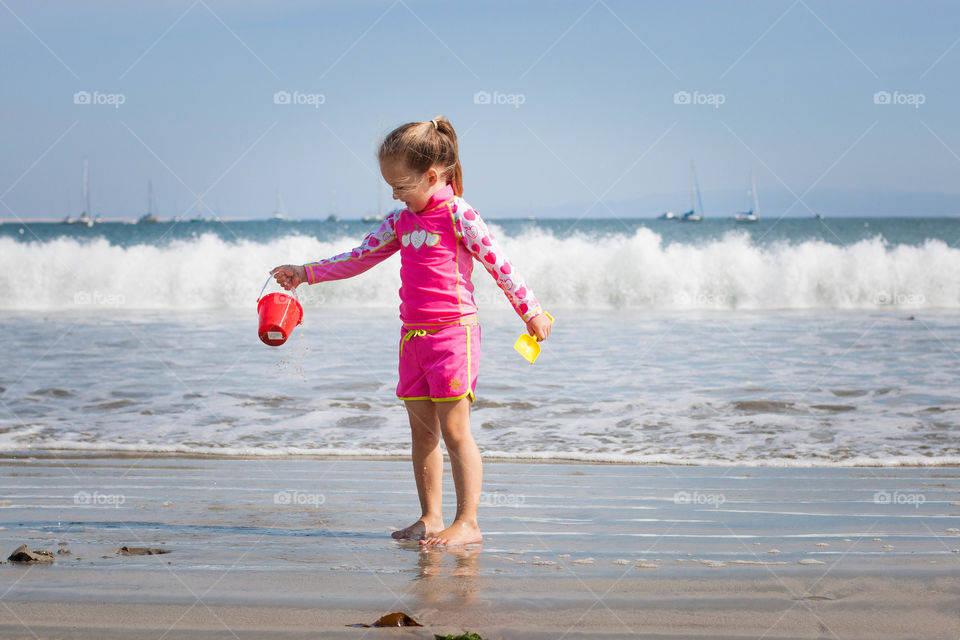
[303, 183, 543, 328]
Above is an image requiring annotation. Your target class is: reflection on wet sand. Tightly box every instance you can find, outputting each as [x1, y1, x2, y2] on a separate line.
[410, 544, 482, 606]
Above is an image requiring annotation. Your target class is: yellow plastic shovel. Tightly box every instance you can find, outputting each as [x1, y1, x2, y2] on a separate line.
[514, 312, 554, 364]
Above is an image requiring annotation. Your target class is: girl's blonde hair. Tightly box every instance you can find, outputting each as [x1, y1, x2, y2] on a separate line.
[378, 116, 463, 196]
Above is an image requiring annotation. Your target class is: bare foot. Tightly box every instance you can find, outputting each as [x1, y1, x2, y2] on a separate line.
[419, 520, 482, 547]
[392, 516, 443, 541]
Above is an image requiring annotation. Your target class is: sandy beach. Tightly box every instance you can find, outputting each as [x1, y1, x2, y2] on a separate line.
[1, 454, 958, 639]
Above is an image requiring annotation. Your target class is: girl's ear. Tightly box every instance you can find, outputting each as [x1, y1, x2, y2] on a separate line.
[426, 166, 441, 187]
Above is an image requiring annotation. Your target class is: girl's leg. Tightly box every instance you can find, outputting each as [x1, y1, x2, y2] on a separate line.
[392, 399, 445, 540]
[420, 397, 483, 546]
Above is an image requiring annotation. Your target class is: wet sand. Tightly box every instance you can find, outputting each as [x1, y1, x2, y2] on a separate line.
[1, 454, 958, 639]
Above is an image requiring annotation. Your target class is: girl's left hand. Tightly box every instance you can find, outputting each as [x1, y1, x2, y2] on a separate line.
[526, 313, 552, 342]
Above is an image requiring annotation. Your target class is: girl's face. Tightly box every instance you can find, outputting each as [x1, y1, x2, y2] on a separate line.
[380, 158, 442, 213]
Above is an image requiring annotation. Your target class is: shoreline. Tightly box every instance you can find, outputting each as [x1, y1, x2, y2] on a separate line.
[3, 449, 959, 468]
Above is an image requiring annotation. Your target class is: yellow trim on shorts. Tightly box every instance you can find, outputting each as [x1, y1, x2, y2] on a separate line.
[466, 324, 472, 396]
[397, 392, 474, 403]
[431, 390, 475, 403]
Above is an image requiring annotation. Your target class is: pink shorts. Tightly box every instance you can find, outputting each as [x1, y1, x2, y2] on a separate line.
[396, 324, 480, 402]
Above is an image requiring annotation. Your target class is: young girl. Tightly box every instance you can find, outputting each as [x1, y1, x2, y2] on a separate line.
[270, 116, 551, 546]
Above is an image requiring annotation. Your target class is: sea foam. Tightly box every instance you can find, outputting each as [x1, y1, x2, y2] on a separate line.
[1, 228, 957, 310]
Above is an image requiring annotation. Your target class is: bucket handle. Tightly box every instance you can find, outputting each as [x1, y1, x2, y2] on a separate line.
[259, 275, 300, 302]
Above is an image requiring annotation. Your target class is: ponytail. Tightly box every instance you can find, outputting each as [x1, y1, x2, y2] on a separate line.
[433, 116, 463, 196]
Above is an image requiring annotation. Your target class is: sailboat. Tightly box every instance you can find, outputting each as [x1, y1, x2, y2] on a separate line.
[63, 158, 95, 226]
[269, 188, 286, 221]
[734, 171, 760, 223]
[679, 161, 703, 222]
[137, 180, 159, 224]
[362, 179, 386, 223]
[188, 202, 208, 222]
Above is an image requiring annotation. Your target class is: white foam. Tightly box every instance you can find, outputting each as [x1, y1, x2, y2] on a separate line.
[2, 229, 958, 310]
[6, 441, 960, 467]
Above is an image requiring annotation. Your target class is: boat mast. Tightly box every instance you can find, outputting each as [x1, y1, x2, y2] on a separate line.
[750, 171, 760, 217]
[689, 162, 696, 213]
[82, 158, 90, 218]
[692, 161, 704, 217]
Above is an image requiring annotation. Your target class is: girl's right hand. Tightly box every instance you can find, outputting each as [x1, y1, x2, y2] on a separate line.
[270, 264, 307, 291]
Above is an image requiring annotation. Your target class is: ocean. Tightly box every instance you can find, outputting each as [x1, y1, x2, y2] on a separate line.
[1, 216, 958, 466]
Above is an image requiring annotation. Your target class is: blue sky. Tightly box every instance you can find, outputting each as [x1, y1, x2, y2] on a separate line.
[1, 0, 958, 220]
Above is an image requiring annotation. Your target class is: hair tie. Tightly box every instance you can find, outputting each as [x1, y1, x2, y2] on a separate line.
[431, 118, 439, 130]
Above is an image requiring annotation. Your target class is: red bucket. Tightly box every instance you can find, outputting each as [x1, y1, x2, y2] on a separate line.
[257, 280, 303, 346]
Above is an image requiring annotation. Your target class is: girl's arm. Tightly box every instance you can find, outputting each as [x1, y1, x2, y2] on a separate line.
[303, 213, 401, 284]
[453, 204, 544, 323]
